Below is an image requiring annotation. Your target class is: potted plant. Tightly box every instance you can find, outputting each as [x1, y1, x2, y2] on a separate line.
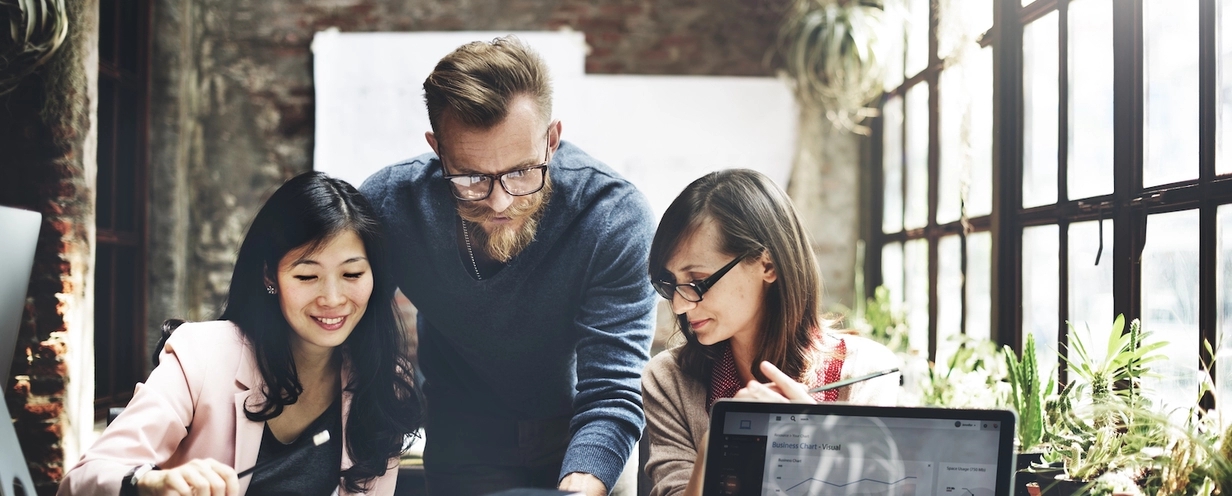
[0, 0, 69, 96]
[1005, 333, 1053, 472]
[1025, 315, 1169, 495]
[777, 0, 888, 135]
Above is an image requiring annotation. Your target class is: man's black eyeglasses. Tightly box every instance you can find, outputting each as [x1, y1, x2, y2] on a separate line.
[653, 252, 752, 303]
[441, 138, 550, 201]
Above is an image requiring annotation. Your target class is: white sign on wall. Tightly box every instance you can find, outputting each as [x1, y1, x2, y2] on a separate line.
[312, 30, 798, 222]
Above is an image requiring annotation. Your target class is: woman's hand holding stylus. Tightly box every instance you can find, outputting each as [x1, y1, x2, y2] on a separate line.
[137, 458, 239, 496]
[733, 361, 818, 404]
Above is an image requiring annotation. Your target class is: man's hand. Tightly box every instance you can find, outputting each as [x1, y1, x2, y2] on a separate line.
[559, 472, 607, 496]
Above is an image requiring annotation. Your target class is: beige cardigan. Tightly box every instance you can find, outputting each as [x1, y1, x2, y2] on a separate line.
[641, 333, 901, 496]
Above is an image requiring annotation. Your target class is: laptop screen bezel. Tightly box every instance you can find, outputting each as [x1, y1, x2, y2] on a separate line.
[705, 400, 1018, 496]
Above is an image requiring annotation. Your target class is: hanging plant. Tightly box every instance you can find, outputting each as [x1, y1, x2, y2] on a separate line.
[778, 0, 888, 135]
[0, 0, 69, 96]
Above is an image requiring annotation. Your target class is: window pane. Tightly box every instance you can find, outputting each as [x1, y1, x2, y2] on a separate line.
[935, 235, 963, 367]
[968, 47, 994, 218]
[884, 2, 906, 90]
[1143, 0, 1200, 187]
[882, 241, 905, 315]
[905, 238, 930, 355]
[1023, 12, 1060, 208]
[1067, 0, 1115, 201]
[967, 231, 992, 341]
[1023, 225, 1060, 381]
[937, 0, 992, 62]
[938, 47, 994, 224]
[884, 96, 905, 233]
[1141, 210, 1201, 416]
[1067, 219, 1115, 367]
[1219, 0, 1232, 175]
[905, 83, 930, 230]
[938, 67, 962, 225]
[1217, 205, 1232, 425]
[906, 0, 931, 77]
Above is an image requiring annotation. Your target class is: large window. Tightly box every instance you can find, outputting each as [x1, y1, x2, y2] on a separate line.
[94, 0, 150, 419]
[870, 0, 1232, 412]
[872, 0, 993, 367]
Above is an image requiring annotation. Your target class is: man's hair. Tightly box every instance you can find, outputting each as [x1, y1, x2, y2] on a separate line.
[648, 169, 833, 385]
[423, 35, 553, 134]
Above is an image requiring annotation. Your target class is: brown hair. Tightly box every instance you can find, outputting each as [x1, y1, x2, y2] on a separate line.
[423, 35, 553, 134]
[648, 169, 829, 384]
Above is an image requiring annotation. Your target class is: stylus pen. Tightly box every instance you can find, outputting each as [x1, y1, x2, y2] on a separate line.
[237, 430, 330, 479]
[807, 367, 900, 394]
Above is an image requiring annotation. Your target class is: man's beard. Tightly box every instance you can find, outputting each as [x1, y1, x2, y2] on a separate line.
[457, 179, 552, 263]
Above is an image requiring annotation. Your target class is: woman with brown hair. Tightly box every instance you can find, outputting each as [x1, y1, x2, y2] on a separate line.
[642, 168, 899, 496]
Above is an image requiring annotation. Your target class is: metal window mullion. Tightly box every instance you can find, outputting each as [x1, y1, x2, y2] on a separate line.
[992, 0, 1027, 352]
[1199, 0, 1218, 407]
[926, 0, 944, 362]
[1111, 0, 1144, 326]
[1056, 0, 1072, 385]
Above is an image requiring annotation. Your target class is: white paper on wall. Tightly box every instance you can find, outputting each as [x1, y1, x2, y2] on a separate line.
[311, 29, 588, 188]
[312, 30, 798, 223]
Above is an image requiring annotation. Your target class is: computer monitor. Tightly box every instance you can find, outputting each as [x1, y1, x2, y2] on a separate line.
[0, 206, 41, 386]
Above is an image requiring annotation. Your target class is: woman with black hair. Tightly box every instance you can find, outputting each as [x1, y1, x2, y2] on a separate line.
[59, 171, 421, 496]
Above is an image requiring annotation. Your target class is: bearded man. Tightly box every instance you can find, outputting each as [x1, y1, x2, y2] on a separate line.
[360, 36, 656, 496]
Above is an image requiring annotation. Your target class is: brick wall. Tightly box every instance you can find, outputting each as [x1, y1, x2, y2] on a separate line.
[0, 0, 98, 492]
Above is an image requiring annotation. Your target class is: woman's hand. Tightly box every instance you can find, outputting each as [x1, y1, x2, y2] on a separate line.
[733, 361, 817, 404]
[137, 458, 239, 496]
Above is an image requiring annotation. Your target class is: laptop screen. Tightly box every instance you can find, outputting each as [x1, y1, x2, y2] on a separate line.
[0, 206, 41, 387]
[705, 401, 1017, 496]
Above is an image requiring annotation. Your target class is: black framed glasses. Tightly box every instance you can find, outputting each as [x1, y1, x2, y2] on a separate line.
[441, 139, 550, 201]
[653, 252, 752, 303]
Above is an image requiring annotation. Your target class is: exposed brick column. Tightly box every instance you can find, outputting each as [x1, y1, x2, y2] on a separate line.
[0, 0, 98, 493]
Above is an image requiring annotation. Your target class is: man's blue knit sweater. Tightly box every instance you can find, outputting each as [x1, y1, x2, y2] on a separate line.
[359, 141, 657, 490]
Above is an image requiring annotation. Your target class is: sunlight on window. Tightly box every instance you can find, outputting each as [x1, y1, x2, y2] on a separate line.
[1068, 0, 1115, 201]
[966, 232, 992, 341]
[905, 0, 930, 77]
[882, 242, 905, 315]
[1023, 12, 1059, 208]
[939, 47, 993, 224]
[905, 238, 930, 355]
[1023, 225, 1060, 380]
[1143, 0, 1200, 187]
[1067, 219, 1115, 368]
[1216, 206, 1232, 425]
[1141, 210, 1201, 416]
[883, 96, 905, 233]
[905, 83, 930, 230]
[1219, 0, 1232, 175]
[883, 0, 906, 91]
[936, 0, 991, 62]
[935, 235, 963, 367]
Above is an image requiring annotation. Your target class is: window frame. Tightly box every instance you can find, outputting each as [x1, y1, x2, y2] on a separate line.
[869, 0, 1230, 402]
[94, 0, 152, 420]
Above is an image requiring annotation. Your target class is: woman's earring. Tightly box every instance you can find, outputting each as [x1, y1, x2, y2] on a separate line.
[266, 284, 277, 295]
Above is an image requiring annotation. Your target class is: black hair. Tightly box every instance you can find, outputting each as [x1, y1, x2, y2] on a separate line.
[219, 171, 421, 492]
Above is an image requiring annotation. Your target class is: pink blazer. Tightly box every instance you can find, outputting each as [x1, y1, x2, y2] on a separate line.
[57, 320, 399, 495]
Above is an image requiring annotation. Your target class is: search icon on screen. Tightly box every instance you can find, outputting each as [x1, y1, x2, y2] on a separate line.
[790, 416, 796, 421]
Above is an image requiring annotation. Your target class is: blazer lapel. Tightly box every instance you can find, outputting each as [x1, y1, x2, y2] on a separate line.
[233, 345, 264, 493]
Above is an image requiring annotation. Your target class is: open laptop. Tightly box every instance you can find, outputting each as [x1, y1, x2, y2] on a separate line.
[705, 400, 1017, 496]
[0, 205, 41, 495]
